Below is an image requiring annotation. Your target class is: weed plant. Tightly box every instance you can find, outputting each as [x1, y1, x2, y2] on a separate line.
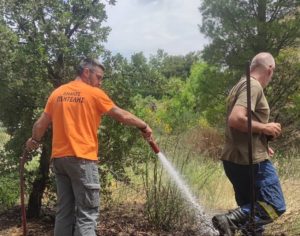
[143, 153, 191, 231]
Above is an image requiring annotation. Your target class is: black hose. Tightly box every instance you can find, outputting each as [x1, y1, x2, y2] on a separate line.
[246, 61, 256, 234]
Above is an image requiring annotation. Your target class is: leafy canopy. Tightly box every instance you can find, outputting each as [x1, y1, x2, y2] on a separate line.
[200, 0, 300, 69]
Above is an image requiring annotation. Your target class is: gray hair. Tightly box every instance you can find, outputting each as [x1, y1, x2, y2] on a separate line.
[76, 58, 105, 75]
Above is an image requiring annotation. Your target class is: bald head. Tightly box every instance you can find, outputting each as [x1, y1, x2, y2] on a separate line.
[250, 52, 276, 88]
[250, 52, 275, 72]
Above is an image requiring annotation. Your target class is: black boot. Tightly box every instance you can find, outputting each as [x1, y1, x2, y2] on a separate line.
[212, 208, 248, 236]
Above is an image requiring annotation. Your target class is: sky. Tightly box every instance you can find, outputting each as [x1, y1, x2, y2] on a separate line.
[104, 0, 209, 58]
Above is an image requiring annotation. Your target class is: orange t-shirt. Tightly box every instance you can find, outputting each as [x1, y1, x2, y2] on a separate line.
[44, 80, 115, 160]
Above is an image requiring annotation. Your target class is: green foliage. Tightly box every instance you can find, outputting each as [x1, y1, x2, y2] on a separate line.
[264, 48, 300, 147]
[128, 61, 233, 134]
[200, 0, 300, 70]
[101, 53, 181, 184]
[199, 0, 300, 145]
[0, 125, 10, 150]
[149, 49, 201, 80]
[185, 63, 230, 127]
[129, 66, 192, 134]
[97, 50, 201, 189]
[0, 0, 114, 215]
[96, 51, 204, 194]
[97, 52, 165, 195]
[0, 173, 19, 211]
[0, 0, 113, 156]
[144, 62, 236, 132]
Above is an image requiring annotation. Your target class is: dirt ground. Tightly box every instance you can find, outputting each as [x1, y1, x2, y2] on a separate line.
[0, 203, 299, 236]
[0, 203, 199, 236]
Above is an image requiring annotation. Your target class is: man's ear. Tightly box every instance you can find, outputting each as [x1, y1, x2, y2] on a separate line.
[268, 65, 274, 76]
[82, 67, 91, 78]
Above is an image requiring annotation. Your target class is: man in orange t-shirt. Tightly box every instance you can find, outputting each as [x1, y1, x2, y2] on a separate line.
[26, 58, 153, 236]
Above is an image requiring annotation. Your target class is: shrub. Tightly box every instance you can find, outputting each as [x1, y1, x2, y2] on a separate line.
[0, 173, 19, 211]
[182, 126, 224, 160]
[143, 157, 193, 231]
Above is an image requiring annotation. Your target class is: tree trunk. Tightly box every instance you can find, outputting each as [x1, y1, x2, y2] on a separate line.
[27, 145, 51, 218]
[256, 0, 268, 52]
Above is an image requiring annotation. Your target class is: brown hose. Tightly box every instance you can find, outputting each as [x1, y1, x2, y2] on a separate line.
[20, 149, 29, 236]
[148, 140, 160, 154]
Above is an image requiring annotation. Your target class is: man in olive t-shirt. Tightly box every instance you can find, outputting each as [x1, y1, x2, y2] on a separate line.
[222, 77, 270, 165]
[212, 53, 286, 236]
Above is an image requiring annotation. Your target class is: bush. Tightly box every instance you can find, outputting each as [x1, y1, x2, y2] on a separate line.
[0, 173, 19, 211]
[143, 157, 193, 231]
[181, 125, 224, 160]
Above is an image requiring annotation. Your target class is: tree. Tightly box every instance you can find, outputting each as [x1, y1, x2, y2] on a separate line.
[198, 0, 300, 142]
[149, 49, 201, 80]
[266, 48, 300, 147]
[97, 52, 151, 193]
[185, 63, 234, 127]
[0, 0, 114, 217]
[200, 0, 300, 70]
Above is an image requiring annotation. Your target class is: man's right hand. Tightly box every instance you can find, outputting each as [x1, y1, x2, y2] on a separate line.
[140, 125, 153, 141]
[262, 122, 281, 139]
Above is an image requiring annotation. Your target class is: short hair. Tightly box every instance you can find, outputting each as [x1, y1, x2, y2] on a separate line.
[250, 52, 275, 71]
[76, 58, 105, 75]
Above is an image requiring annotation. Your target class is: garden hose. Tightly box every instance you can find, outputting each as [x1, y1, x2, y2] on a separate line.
[148, 139, 160, 154]
[20, 148, 29, 236]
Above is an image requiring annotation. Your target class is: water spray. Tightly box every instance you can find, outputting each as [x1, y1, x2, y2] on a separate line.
[147, 139, 219, 236]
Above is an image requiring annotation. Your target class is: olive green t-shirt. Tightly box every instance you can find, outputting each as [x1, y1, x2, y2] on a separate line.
[221, 77, 270, 165]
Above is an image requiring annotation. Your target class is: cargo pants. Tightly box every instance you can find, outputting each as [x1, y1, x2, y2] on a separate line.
[53, 157, 100, 236]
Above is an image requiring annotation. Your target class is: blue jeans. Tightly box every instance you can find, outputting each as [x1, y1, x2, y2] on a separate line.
[52, 157, 100, 236]
[223, 160, 286, 233]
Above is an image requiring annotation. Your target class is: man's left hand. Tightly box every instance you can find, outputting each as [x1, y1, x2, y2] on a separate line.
[25, 138, 40, 151]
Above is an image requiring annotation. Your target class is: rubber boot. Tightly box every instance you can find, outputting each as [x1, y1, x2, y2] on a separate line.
[241, 228, 263, 236]
[212, 208, 248, 236]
